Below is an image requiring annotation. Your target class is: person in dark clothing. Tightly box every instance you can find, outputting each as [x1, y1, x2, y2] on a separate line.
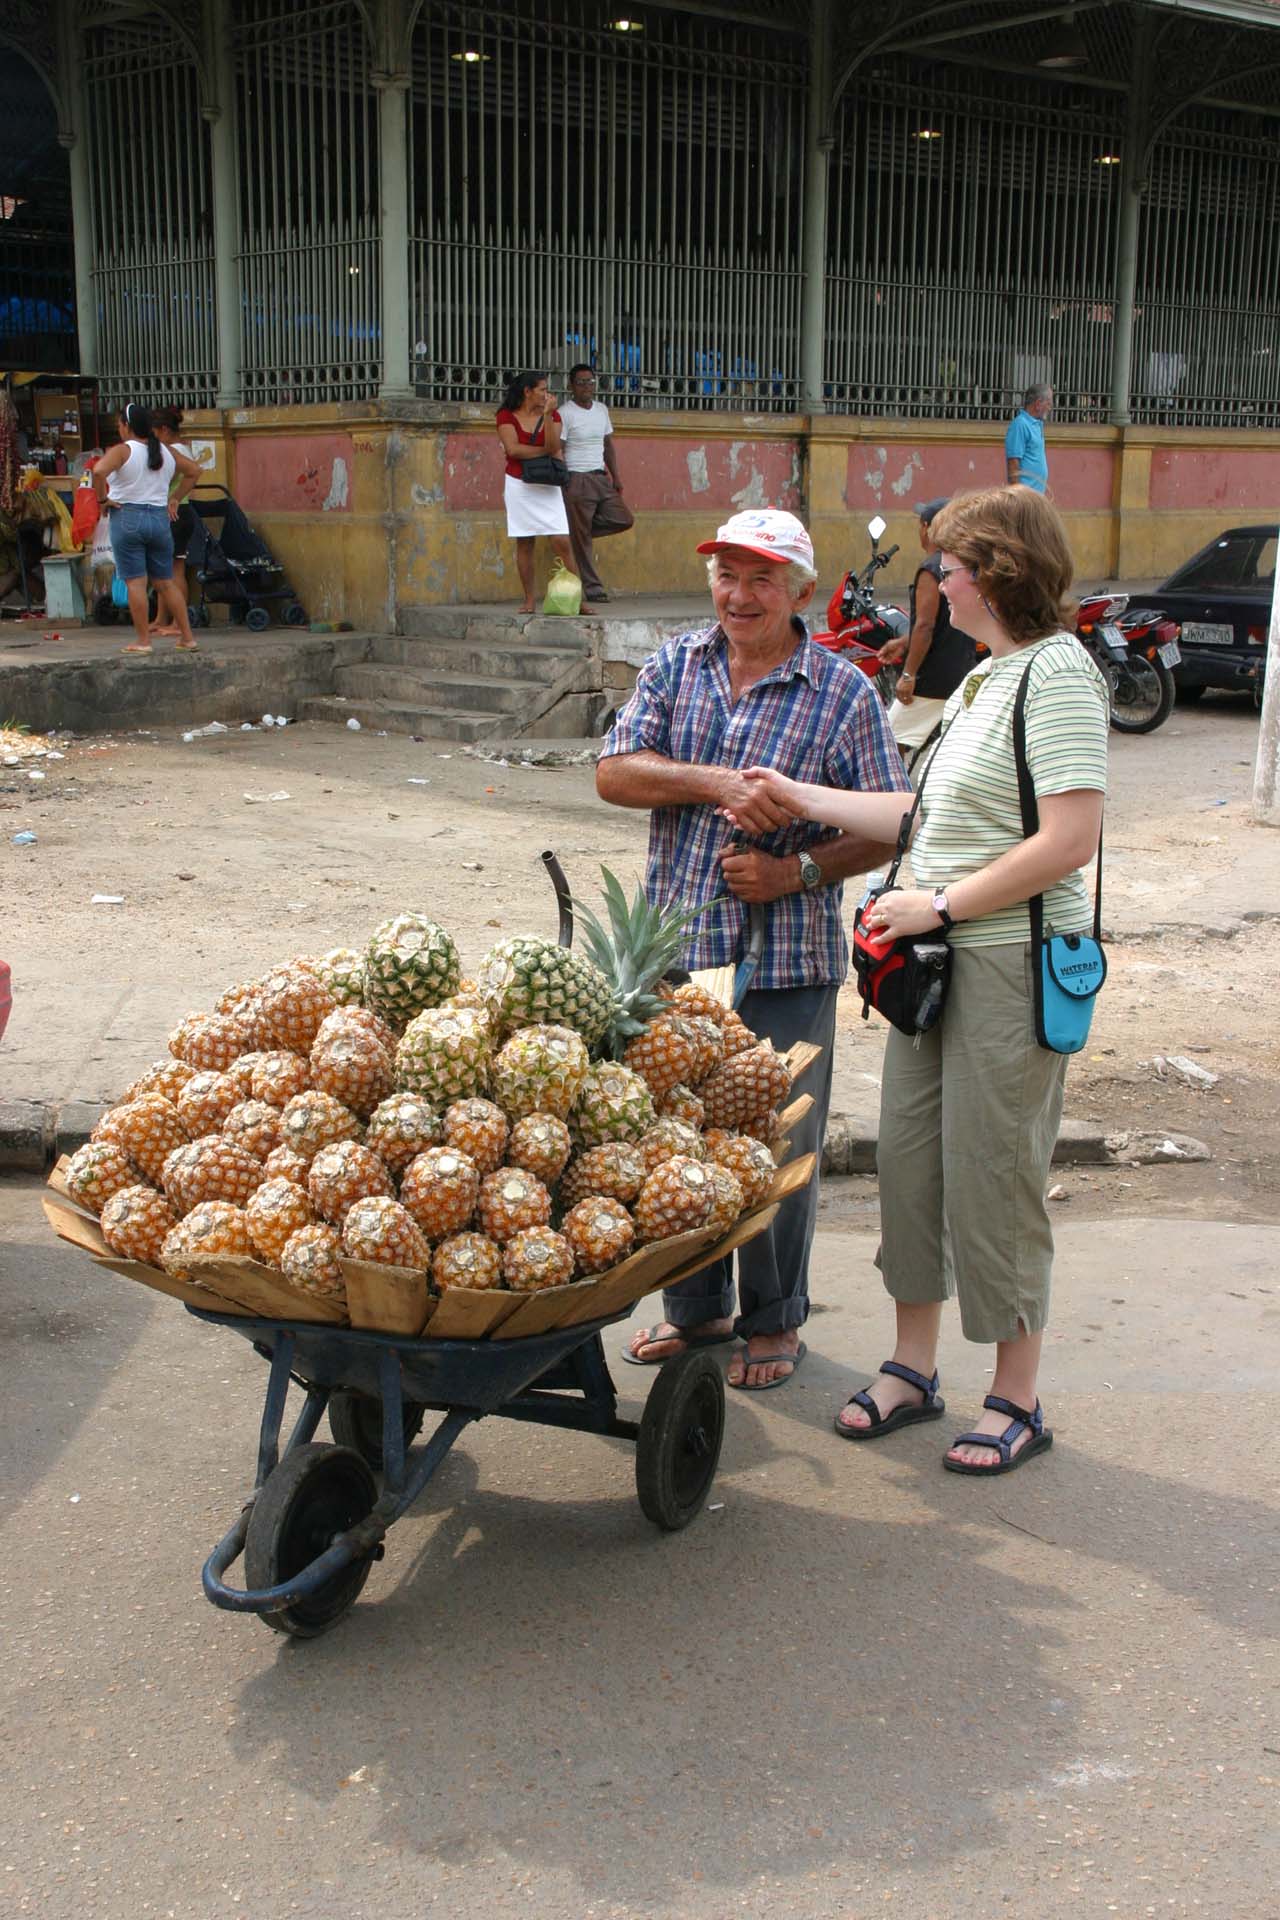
[879, 495, 977, 766]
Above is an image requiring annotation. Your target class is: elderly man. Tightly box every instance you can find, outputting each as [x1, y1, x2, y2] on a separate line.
[1005, 382, 1053, 493]
[596, 508, 909, 1388]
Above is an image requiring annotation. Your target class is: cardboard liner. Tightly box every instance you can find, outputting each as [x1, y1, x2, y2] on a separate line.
[183, 1253, 349, 1325]
[340, 1257, 432, 1336]
[490, 1277, 603, 1340]
[783, 1040, 822, 1085]
[41, 1195, 251, 1316]
[554, 1224, 724, 1327]
[426, 1286, 524, 1339]
[655, 1202, 780, 1290]
[773, 1092, 813, 1135]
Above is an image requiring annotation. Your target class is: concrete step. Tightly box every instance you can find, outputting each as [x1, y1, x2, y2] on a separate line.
[296, 694, 500, 742]
[333, 664, 555, 714]
[367, 636, 586, 683]
[399, 607, 592, 650]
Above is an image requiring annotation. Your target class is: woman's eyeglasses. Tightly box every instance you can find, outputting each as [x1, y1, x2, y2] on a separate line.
[938, 564, 971, 583]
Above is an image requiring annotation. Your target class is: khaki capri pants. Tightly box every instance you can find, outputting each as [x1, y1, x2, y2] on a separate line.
[876, 942, 1067, 1344]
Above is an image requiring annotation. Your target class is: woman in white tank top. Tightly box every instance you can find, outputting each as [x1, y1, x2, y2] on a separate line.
[92, 402, 202, 654]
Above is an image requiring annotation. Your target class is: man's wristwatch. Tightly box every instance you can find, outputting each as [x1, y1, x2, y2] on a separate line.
[797, 850, 823, 891]
[931, 889, 954, 932]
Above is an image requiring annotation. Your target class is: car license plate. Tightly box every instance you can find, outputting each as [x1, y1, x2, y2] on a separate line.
[1158, 640, 1181, 667]
[1181, 622, 1233, 646]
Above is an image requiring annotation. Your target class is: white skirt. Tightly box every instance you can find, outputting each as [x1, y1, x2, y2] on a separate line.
[504, 471, 569, 539]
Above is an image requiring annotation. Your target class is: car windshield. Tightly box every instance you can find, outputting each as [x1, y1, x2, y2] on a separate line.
[1167, 533, 1277, 593]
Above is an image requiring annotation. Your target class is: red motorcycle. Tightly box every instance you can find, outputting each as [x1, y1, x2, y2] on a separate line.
[1076, 592, 1182, 735]
[812, 515, 908, 706]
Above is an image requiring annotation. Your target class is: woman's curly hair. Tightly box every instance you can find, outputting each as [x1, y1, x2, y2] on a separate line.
[930, 486, 1076, 644]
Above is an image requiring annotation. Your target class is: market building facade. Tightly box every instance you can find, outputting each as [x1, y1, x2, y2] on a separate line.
[3, 0, 1280, 625]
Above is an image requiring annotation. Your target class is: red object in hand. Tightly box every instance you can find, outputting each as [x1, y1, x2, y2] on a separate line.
[0, 959, 11, 1043]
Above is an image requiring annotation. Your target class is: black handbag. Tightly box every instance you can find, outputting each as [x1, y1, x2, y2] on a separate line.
[521, 454, 569, 487]
[851, 736, 953, 1038]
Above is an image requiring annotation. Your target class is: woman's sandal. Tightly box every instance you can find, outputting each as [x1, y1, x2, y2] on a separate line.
[836, 1360, 945, 1441]
[943, 1394, 1053, 1476]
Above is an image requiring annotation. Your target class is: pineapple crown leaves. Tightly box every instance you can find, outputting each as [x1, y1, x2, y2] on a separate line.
[571, 868, 712, 1057]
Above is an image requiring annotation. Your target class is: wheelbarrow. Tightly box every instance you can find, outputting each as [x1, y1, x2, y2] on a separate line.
[197, 1303, 726, 1639]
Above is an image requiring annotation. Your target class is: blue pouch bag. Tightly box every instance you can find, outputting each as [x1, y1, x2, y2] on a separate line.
[111, 574, 130, 608]
[1013, 661, 1106, 1055]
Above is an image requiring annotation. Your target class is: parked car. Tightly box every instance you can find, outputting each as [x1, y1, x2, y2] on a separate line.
[1146, 525, 1275, 705]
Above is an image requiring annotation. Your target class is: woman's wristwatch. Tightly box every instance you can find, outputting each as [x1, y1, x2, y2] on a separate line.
[931, 888, 954, 931]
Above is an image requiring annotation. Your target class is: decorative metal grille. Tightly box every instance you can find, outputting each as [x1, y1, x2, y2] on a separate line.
[407, 0, 806, 410]
[235, 0, 381, 404]
[0, 220, 77, 372]
[83, 17, 216, 408]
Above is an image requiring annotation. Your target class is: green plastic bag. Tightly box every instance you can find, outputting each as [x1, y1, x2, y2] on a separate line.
[542, 559, 582, 616]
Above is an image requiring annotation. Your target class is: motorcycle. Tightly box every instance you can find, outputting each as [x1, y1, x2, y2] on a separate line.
[1075, 591, 1182, 735]
[812, 514, 909, 706]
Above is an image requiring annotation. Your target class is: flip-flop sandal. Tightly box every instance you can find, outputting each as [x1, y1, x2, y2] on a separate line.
[943, 1394, 1053, 1476]
[836, 1360, 945, 1441]
[121, 642, 153, 654]
[620, 1326, 736, 1367]
[727, 1341, 807, 1391]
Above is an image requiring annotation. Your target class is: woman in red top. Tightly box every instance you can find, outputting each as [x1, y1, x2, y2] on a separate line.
[496, 370, 575, 613]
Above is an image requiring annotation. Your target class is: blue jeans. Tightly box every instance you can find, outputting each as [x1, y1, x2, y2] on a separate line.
[108, 503, 174, 581]
[661, 983, 839, 1339]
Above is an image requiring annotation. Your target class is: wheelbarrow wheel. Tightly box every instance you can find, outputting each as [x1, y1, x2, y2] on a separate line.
[244, 1443, 378, 1639]
[635, 1349, 725, 1531]
[328, 1391, 426, 1471]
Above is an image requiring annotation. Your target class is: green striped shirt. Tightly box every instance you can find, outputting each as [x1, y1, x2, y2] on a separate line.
[910, 634, 1109, 949]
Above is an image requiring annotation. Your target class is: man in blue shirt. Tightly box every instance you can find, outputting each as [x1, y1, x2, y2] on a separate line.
[1005, 383, 1052, 493]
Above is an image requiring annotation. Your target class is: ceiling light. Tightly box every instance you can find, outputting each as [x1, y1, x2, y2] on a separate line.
[1037, 11, 1088, 69]
[915, 129, 942, 141]
[609, 17, 643, 30]
[450, 48, 488, 63]
[1095, 153, 1121, 166]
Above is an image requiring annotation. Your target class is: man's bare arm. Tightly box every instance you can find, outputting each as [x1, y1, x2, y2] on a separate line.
[596, 750, 795, 835]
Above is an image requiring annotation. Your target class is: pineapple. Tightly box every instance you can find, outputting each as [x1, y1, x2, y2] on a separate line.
[637, 1118, 705, 1174]
[365, 1092, 443, 1177]
[699, 1043, 791, 1132]
[63, 1141, 139, 1215]
[658, 1084, 705, 1131]
[95, 1095, 188, 1185]
[215, 975, 268, 1032]
[246, 1176, 316, 1266]
[743, 1114, 780, 1146]
[223, 1050, 269, 1097]
[623, 1013, 700, 1100]
[176, 1070, 243, 1138]
[255, 964, 337, 1055]
[473, 935, 613, 1048]
[313, 947, 366, 1006]
[174, 1199, 253, 1262]
[122, 1057, 196, 1105]
[571, 1063, 655, 1148]
[262, 1143, 310, 1187]
[502, 1226, 575, 1292]
[443, 1098, 508, 1173]
[633, 1155, 714, 1242]
[162, 1137, 264, 1216]
[168, 1011, 254, 1073]
[222, 1099, 283, 1162]
[476, 1167, 552, 1244]
[279, 1090, 363, 1163]
[558, 1141, 646, 1209]
[570, 868, 708, 1057]
[307, 1140, 395, 1226]
[562, 1197, 635, 1276]
[317, 1004, 398, 1057]
[363, 914, 461, 1032]
[433, 1231, 504, 1292]
[705, 1132, 776, 1209]
[244, 1050, 311, 1109]
[341, 1196, 430, 1270]
[395, 1006, 490, 1107]
[704, 1163, 745, 1235]
[683, 1015, 725, 1085]
[672, 981, 728, 1026]
[719, 1011, 756, 1058]
[280, 1224, 346, 1300]
[160, 1220, 197, 1278]
[100, 1185, 178, 1265]
[310, 1024, 394, 1120]
[399, 1147, 480, 1241]
[506, 1113, 572, 1186]
[489, 1024, 588, 1121]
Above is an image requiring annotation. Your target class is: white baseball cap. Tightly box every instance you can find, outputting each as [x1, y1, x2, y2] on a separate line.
[696, 508, 814, 570]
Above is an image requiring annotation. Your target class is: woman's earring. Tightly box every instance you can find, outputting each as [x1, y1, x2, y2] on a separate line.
[980, 592, 997, 617]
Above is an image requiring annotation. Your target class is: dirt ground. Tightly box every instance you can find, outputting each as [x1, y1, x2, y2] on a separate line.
[3, 695, 1278, 1223]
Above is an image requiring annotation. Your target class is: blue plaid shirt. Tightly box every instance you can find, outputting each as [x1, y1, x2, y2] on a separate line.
[599, 620, 911, 988]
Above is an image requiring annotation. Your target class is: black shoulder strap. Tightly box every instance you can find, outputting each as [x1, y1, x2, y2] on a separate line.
[1012, 652, 1103, 944]
[883, 706, 953, 887]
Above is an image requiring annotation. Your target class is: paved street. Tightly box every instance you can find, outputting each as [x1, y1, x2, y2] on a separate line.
[1, 1174, 1276, 1919]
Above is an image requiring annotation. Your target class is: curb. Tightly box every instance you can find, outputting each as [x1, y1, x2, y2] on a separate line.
[2, 1100, 1118, 1177]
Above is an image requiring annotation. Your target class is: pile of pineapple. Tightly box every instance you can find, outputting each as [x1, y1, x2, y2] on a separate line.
[61, 874, 794, 1318]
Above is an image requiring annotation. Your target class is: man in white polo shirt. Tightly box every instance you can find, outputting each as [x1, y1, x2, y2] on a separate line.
[559, 363, 635, 602]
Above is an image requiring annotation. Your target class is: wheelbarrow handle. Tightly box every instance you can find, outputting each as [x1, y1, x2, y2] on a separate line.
[733, 902, 767, 1008]
[541, 849, 574, 949]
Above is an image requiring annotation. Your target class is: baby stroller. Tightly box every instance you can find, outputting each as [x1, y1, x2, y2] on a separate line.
[186, 485, 307, 632]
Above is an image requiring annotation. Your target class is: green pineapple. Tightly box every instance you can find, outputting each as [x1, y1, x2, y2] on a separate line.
[364, 914, 461, 1033]
[395, 1006, 490, 1107]
[572, 1061, 655, 1148]
[314, 947, 366, 1006]
[490, 1024, 589, 1120]
[474, 936, 613, 1049]
[572, 867, 709, 1059]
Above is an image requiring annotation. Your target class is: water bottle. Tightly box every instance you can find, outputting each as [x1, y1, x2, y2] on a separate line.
[857, 871, 886, 914]
[855, 871, 895, 959]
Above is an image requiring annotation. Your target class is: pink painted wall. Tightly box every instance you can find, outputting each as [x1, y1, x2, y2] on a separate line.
[235, 434, 355, 513]
[442, 429, 801, 513]
[1149, 447, 1280, 513]
[844, 441, 1114, 514]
